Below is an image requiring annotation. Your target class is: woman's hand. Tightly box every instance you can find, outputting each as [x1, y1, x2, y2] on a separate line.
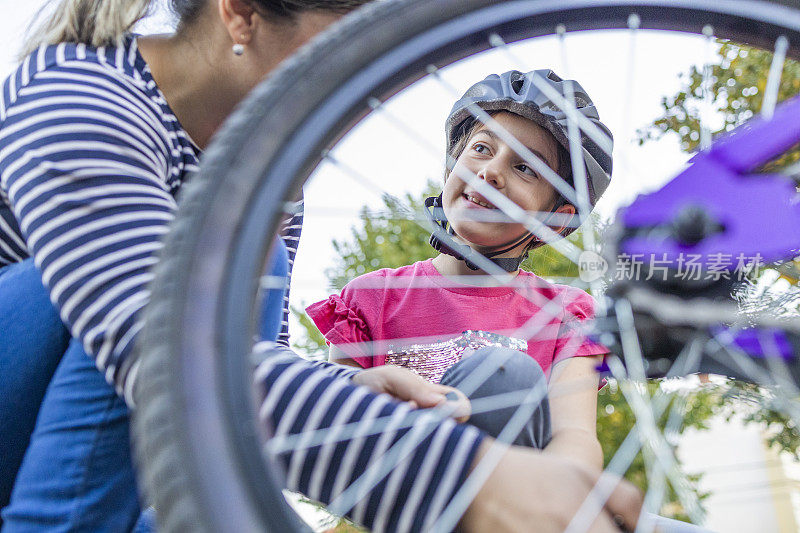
[461, 440, 642, 533]
[352, 365, 471, 422]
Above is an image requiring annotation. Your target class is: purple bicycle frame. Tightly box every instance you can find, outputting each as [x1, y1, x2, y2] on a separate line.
[621, 94, 800, 269]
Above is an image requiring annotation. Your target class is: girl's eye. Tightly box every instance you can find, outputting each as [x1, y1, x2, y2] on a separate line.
[516, 163, 538, 177]
[472, 142, 490, 154]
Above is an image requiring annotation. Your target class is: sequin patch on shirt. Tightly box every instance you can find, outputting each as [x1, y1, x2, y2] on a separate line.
[385, 330, 528, 383]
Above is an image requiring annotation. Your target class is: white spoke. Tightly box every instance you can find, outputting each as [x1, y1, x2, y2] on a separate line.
[323, 150, 402, 201]
[762, 35, 789, 119]
[556, 24, 601, 279]
[700, 24, 715, 150]
[622, 13, 641, 146]
[613, 300, 705, 522]
[610, 358, 706, 524]
[367, 97, 445, 157]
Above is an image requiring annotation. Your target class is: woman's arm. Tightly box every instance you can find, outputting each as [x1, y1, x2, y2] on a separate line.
[330, 343, 471, 420]
[543, 355, 604, 469]
[0, 63, 182, 406]
[256, 352, 484, 531]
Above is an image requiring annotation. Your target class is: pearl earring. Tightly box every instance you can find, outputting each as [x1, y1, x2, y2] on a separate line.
[232, 43, 244, 56]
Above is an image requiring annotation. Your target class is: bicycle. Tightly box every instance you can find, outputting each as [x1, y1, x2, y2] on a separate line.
[131, 1, 800, 531]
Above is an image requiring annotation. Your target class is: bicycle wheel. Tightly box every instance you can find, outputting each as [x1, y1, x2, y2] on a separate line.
[131, 0, 800, 531]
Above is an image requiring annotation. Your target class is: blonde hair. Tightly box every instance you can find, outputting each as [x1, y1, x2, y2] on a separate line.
[20, 0, 153, 58]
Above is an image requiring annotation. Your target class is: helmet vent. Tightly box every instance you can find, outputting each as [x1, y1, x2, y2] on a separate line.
[509, 71, 525, 95]
[546, 71, 563, 82]
[573, 96, 588, 108]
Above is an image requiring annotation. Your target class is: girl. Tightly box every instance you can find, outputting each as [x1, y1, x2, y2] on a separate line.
[308, 69, 612, 469]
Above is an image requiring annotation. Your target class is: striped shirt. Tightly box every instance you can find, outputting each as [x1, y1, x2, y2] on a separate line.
[0, 36, 483, 531]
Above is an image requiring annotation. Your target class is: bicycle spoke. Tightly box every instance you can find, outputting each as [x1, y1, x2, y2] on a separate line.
[637, 452, 665, 533]
[366, 97, 445, 158]
[486, 34, 613, 158]
[610, 358, 706, 524]
[622, 14, 641, 154]
[613, 301, 705, 522]
[557, 26, 593, 221]
[700, 25, 715, 150]
[556, 24, 601, 290]
[762, 35, 789, 119]
[322, 150, 404, 201]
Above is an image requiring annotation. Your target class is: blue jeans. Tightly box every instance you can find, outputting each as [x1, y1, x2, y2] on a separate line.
[1, 241, 290, 531]
[2, 338, 140, 531]
[0, 260, 70, 515]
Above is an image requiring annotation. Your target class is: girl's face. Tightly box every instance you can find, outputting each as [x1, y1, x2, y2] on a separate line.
[442, 111, 573, 253]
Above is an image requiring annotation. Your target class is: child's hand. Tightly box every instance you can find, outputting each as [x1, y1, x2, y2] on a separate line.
[352, 365, 471, 422]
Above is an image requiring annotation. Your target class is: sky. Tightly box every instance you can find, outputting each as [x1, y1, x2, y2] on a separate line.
[0, 1, 711, 333]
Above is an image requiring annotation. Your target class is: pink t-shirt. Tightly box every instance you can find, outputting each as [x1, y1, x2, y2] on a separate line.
[306, 259, 607, 376]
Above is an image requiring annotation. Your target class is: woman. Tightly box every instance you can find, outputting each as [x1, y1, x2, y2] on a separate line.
[0, 1, 642, 531]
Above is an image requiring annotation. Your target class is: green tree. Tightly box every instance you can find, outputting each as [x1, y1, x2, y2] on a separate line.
[639, 41, 800, 159]
[326, 182, 441, 293]
[639, 41, 800, 459]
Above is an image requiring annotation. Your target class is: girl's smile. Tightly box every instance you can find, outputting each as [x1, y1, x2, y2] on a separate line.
[462, 192, 496, 209]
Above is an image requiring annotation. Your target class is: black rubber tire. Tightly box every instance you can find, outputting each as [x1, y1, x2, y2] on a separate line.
[131, 0, 800, 532]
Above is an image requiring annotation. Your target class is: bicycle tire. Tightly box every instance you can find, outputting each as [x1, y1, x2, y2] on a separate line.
[131, 1, 800, 531]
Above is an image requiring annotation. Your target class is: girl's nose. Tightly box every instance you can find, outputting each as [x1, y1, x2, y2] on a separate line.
[477, 160, 504, 188]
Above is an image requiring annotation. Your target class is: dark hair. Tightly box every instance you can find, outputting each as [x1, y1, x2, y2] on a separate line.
[172, 0, 373, 27]
[22, 0, 374, 57]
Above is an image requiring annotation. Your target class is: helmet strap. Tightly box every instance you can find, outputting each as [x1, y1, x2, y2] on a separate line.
[424, 195, 542, 273]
